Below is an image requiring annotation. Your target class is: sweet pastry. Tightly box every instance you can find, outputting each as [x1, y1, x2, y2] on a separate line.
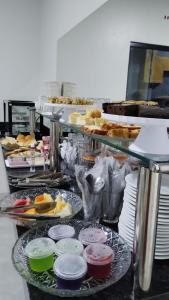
[83, 126, 108, 135]
[1, 136, 19, 150]
[103, 103, 139, 116]
[128, 129, 140, 139]
[48, 97, 94, 105]
[107, 127, 140, 139]
[68, 112, 81, 124]
[86, 109, 102, 118]
[82, 154, 96, 162]
[16, 133, 36, 147]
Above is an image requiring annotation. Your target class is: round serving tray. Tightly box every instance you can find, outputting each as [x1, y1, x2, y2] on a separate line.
[12, 219, 131, 297]
[0, 187, 82, 220]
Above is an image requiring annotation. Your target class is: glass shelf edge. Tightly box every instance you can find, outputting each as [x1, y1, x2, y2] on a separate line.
[37, 112, 169, 165]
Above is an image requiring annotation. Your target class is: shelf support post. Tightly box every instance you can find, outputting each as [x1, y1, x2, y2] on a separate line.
[134, 164, 161, 292]
[29, 107, 36, 134]
[49, 118, 60, 172]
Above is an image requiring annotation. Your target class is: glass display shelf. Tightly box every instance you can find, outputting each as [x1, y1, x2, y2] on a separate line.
[37, 109, 169, 165]
[60, 122, 169, 166]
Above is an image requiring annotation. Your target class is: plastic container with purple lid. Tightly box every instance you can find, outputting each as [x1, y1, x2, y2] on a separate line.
[55, 238, 84, 256]
[78, 227, 107, 245]
[53, 254, 87, 290]
[83, 243, 114, 279]
[48, 224, 75, 241]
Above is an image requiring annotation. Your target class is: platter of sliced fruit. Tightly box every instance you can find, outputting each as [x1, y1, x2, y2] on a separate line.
[0, 187, 82, 224]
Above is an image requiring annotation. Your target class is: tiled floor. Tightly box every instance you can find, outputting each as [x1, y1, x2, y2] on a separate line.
[0, 217, 29, 300]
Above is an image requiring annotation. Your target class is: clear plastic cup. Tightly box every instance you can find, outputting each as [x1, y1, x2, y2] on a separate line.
[55, 238, 84, 256]
[53, 254, 87, 290]
[78, 228, 107, 245]
[83, 243, 114, 279]
[48, 224, 75, 241]
[25, 237, 55, 272]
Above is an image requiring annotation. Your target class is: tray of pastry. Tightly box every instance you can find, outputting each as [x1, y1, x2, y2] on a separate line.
[82, 122, 141, 139]
[1, 133, 37, 150]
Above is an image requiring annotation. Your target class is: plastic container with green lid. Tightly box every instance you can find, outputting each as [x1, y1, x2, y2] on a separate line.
[25, 237, 55, 272]
[55, 238, 84, 256]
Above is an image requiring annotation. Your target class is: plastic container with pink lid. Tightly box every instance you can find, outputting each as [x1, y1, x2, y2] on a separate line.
[78, 227, 107, 246]
[83, 243, 114, 279]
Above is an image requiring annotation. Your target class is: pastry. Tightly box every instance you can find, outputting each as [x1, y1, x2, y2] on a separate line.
[69, 112, 81, 124]
[83, 126, 108, 135]
[48, 97, 94, 105]
[128, 129, 140, 139]
[86, 109, 102, 118]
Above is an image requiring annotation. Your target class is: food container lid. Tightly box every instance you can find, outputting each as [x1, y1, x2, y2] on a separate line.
[78, 228, 107, 245]
[53, 254, 87, 280]
[83, 243, 114, 265]
[55, 238, 84, 256]
[48, 225, 75, 240]
[25, 238, 55, 259]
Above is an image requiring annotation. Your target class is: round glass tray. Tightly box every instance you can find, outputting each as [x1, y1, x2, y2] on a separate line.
[12, 219, 131, 297]
[1, 187, 82, 220]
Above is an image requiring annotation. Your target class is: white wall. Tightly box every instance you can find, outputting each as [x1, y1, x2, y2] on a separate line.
[57, 0, 169, 99]
[39, 0, 108, 84]
[0, 0, 41, 121]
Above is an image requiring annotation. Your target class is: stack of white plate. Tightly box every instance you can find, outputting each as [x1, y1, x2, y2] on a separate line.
[62, 82, 76, 97]
[45, 81, 61, 97]
[119, 172, 169, 260]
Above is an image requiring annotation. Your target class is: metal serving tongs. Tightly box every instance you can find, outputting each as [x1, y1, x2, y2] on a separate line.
[0, 201, 57, 219]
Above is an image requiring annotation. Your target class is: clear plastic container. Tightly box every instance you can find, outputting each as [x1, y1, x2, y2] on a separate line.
[78, 228, 107, 245]
[25, 237, 55, 272]
[55, 238, 84, 256]
[83, 243, 114, 279]
[53, 254, 87, 290]
[48, 224, 75, 241]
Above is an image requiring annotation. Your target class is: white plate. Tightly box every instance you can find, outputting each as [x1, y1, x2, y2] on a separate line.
[155, 253, 169, 259]
[157, 218, 169, 224]
[118, 222, 134, 238]
[125, 173, 169, 195]
[119, 228, 169, 259]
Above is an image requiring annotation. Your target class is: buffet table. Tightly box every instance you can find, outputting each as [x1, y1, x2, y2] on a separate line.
[0, 167, 169, 300]
[2, 109, 169, 299]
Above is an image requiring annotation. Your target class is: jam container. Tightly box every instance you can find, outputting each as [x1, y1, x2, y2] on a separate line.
[48, 225, 75, 241]
[53, 254, 87, 289]
[25, 237, 55, 272]
[78, 227, 107, 245]
[83, 243, 114, 279]
[55, 238, 84, 256]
